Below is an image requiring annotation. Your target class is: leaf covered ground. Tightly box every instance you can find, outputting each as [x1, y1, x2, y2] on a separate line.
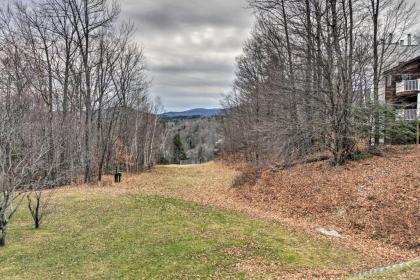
[235, 147, 419, 252]
[0, 153, 418, 279]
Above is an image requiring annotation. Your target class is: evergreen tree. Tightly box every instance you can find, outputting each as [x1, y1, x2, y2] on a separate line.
[173, 133, 187, 164]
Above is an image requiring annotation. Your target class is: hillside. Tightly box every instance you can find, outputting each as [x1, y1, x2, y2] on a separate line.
[0, 164, 371, 280]
[2, 160, 418, 279]
[160, 108, 223, 118]
[234, 146, 420, 252]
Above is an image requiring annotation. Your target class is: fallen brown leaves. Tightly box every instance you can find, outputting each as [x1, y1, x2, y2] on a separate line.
[235, 258, 346, 280]
[235, 146, 419, 259]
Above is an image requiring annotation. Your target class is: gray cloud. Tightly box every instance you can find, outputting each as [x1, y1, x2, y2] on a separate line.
[120, 0, 254, 111]
[123, 0, 251, 31]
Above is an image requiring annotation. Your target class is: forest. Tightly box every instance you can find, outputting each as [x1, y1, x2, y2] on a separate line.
[0, 0, 162, 246]
[159, 117, 222, 165]
[222, 0, 419, 166]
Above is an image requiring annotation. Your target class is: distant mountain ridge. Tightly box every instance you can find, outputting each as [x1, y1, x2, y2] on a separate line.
[160, 108, 223, 118]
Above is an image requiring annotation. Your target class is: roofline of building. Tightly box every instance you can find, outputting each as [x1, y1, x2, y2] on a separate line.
[384, 55, 420, 74]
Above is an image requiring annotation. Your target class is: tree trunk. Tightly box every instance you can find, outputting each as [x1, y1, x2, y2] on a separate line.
[84, 102, 91, 183]
[0, 218, 7, 247]
[34, 197, 41, 229]
[83, 0, 92, 183]
[60, 50, 71, 182]
[281, 0, 298, 120]
[372, 0, 380, 146]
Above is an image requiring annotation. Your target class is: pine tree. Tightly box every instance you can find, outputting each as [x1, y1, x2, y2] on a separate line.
[173, 133, 187, 164]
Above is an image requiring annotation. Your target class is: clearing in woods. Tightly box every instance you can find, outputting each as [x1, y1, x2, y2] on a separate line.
[0, 162, 417, 279]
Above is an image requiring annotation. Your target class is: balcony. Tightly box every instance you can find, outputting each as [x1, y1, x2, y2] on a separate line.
[396, 109, 420, 121]
[396, 79, 420, 94]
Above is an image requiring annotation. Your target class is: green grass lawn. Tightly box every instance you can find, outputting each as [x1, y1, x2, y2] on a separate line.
[0, 191, 362, 279]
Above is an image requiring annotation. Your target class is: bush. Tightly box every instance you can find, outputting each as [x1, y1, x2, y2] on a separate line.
[354, 104, 418, 146]
[158, 156, 171, 165]
[387, 121, 417, 145]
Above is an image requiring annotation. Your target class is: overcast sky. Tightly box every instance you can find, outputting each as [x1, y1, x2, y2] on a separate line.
[121, 0, 253, 111]
[119, 0, 420, 112]
[120, 0, 254, 112]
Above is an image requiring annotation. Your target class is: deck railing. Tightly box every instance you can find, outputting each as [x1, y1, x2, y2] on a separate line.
[396, 109, 420, 121]
[396, 79, 420, 93]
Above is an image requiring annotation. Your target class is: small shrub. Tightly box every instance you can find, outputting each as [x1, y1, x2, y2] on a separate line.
[387, 121, 417, 145]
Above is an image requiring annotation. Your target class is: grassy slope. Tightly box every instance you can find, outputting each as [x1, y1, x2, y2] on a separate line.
[0, 165, 367, 279]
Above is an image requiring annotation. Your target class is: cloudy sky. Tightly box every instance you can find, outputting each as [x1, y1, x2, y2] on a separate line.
[120, 0, 254, 112]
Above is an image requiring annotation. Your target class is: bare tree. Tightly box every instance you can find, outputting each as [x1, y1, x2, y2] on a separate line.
[26, 163, 58, 229]
[0, 110, 50, 246]
[0, 0, 158, 245]
[66, 0, 120, 183]
[223, 0, 419, 166]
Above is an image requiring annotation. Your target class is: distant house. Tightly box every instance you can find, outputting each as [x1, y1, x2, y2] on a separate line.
[381, 55, 420, 121]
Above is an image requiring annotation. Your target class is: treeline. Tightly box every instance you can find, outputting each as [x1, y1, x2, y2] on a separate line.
[223, 0, 419, 166]
[159, 117, 222, 164]
[0, 0, 160, 246]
